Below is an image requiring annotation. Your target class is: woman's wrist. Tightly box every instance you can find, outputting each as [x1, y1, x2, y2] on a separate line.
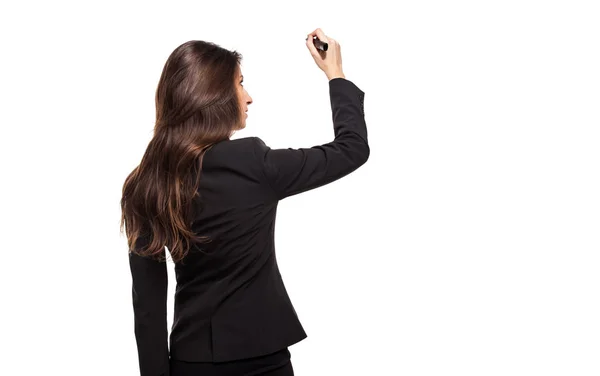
[327, 70, 345, 80]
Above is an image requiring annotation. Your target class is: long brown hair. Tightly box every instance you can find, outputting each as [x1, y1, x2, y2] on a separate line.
[120, 40, 243, 263]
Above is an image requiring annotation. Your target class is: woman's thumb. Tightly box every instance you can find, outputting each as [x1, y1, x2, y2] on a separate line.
[305, 35, 319, 56]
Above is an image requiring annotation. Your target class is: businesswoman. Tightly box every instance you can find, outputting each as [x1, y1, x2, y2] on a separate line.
[120, 28, 369, 376]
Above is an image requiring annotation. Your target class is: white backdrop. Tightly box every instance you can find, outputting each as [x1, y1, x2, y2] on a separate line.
[1, 0, 599, 375]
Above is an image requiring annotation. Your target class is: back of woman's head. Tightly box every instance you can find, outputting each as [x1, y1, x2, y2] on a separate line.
[120, 40, 243, 263]
[156, 40, 244, 138]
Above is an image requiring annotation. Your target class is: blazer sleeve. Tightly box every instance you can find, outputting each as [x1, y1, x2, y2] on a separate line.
[252, 77, 369, 201]
[128, 237, 170, 376]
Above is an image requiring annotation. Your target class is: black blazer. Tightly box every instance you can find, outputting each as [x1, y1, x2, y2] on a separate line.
[129, 77, 369, 376]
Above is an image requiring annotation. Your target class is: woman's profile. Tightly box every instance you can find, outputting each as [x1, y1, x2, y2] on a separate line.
[120, 28, 369, 376]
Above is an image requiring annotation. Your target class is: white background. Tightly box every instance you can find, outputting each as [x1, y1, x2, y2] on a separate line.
[1, 0, 599, 375]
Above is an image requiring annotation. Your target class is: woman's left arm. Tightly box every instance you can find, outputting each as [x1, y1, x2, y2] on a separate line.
[128, 241, 170, 376]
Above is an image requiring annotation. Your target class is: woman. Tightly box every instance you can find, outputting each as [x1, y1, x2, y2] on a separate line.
[121, 28, 369, 376]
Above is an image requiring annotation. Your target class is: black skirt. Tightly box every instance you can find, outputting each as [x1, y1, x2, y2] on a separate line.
[169, 347, 293, 376]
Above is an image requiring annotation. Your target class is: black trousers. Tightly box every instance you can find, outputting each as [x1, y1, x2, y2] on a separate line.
[169, 348, 294, 376]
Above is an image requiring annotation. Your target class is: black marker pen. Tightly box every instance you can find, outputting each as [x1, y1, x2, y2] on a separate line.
[306, 36, 328, 52]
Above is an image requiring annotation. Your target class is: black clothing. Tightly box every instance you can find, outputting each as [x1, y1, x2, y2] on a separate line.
[169, 347, 293, 376]
[129, 77, 369, 375]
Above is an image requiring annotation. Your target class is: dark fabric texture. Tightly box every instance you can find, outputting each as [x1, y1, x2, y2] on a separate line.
[169, 348, 294, 376]
[129, 78, 369, 375]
